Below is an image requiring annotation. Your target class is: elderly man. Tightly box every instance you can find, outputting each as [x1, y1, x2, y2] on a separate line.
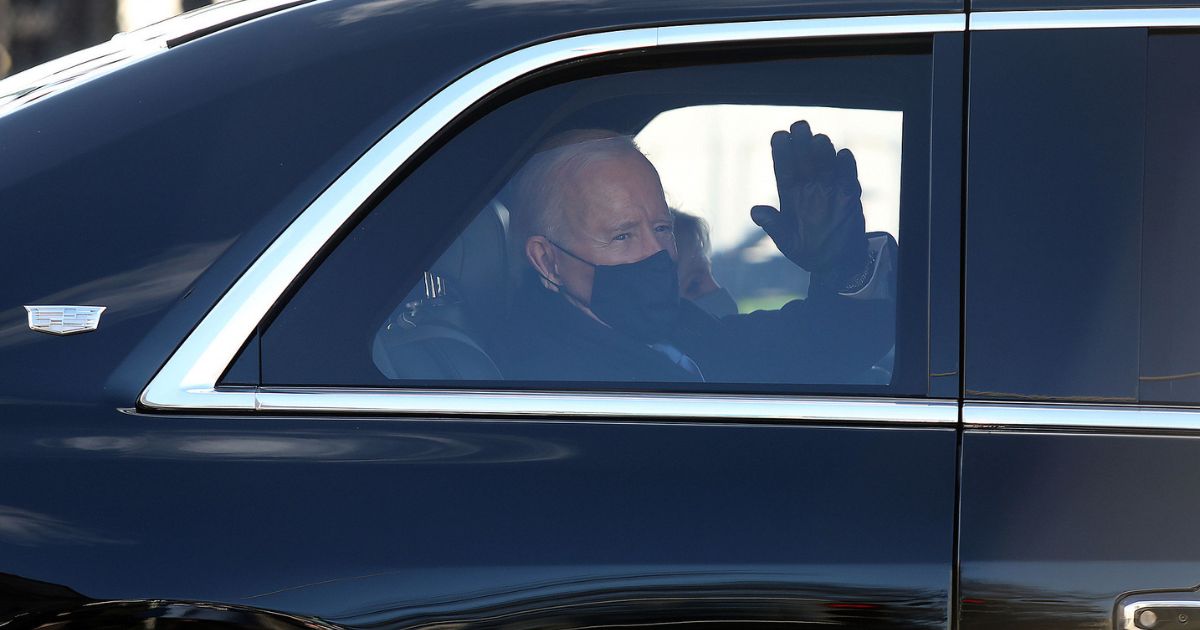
[496, 122, 893, 384]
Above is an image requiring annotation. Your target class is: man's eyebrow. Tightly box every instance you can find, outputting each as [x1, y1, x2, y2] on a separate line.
[608, 219, 640, 233]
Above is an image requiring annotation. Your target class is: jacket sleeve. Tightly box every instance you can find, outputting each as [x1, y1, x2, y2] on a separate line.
[713, 287, 896, 384]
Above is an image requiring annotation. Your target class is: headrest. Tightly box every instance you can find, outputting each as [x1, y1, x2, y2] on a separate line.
[427, 202, 508, 316]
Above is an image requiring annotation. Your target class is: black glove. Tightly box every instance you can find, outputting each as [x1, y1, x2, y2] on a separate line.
[750, 120, 869, 289]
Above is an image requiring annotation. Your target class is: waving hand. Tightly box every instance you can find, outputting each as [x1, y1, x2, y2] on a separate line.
[750, 121, 869, 288]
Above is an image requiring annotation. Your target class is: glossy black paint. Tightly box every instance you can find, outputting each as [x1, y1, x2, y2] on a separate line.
[0, 573, 90, 626]
[1, 2, 965, 625]
[955, 28, 1200, 625]
[964, 28, 1146, 402]
[959, 430, 1200, 629]
[1, 404, 956, 627]
[3, 596, 335, 630]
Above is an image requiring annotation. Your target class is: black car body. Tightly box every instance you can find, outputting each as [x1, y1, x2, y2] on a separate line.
[2, 0, 1200, 628]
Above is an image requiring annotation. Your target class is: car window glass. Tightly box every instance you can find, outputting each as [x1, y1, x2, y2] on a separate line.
[1140, 32, 1200, 405]
[964, 28, 1146, 402]
[966, 30, 1200, 406]
[637, 104, 902, 312]
[260, 47, 933, 396]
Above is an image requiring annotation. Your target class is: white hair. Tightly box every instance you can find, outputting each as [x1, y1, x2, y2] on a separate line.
[506, 132, 644, 279]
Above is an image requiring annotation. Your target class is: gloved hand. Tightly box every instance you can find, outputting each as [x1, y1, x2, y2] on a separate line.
[750, 120, 869, 289]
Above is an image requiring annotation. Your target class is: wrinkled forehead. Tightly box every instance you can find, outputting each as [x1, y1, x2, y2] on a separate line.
[569, 152, 665, 203]
[559, 147, 669, 225]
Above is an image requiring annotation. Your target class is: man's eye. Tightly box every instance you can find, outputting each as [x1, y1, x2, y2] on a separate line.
[613, 233, 630, 242]
[655, 225, 672, 233]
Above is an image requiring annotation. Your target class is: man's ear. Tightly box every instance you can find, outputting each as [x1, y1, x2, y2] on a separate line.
[525, 236, 560, 291]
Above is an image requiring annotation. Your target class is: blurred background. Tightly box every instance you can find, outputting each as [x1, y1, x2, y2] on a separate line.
[636, 104, 902, 310]
[0, 0, 222, 78]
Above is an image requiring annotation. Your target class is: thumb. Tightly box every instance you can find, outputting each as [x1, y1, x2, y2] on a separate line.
[750, 204, 782, 233]
[752, 204, 803, 264]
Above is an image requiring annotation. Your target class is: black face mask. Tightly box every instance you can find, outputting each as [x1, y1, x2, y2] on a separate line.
[544, 240, 681, 343]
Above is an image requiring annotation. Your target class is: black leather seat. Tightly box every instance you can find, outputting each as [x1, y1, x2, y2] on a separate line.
[371, 203, 509, 380]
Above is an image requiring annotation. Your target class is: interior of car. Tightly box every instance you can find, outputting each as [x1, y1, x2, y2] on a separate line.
[258, 45, 931, 393]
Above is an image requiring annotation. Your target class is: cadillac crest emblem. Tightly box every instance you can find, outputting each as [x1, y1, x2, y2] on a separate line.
[24, 305, 107, 336]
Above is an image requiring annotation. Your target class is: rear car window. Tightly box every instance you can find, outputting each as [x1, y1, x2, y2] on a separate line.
[260, 45, 935, 396]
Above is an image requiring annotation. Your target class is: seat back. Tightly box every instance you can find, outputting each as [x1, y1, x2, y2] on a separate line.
[372, 204, 508, 380]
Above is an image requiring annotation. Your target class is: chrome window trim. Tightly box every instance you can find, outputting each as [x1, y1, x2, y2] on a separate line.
[256, 389, 959, 424]
[970, 8, 1200, 31]
[140, 12, 965, 415]
[654, 14, 962, 46]
[964, 402, 1200, 432]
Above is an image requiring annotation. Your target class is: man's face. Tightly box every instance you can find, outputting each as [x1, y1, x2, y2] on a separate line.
[537, 151, 676, 307]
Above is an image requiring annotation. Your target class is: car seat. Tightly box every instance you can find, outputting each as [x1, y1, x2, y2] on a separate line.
[371, 203, 508, 380]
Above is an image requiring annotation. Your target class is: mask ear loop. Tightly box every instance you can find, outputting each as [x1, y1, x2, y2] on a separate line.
[543, 238, 596, 268]
[538, 237, 595, 305]
[539, 272, 564, 289]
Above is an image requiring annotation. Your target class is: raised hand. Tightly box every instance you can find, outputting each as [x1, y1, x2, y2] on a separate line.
[750, 120, 869, 288]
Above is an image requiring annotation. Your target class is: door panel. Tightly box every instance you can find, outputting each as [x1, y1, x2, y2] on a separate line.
[1, 16, 967, 630]
[2, 403, 956, 627]
[962, 23, 1200, 629]
[961, 429, 1200, 630]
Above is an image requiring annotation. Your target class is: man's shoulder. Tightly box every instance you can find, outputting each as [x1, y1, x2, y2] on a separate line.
[493, 284, 688, 382]
[493, 285, 618, 378]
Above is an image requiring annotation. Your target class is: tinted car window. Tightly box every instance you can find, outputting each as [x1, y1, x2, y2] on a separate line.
[967, 29, 1200, 405]
[1141, 32, 1200, 405]
[965, 28, 1146, 402]
[262, 46, 934, 395]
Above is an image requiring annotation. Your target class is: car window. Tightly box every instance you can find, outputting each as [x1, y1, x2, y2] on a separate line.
[965, 28, 1146, 402]
[966, 29, 1200, 405]
[259, 45, 934, 396]
[1140, 32, 1200, 405]
[635, 104, 903, 313]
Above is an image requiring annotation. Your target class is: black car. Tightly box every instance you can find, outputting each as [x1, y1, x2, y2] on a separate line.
[3, 0, 1200, 628]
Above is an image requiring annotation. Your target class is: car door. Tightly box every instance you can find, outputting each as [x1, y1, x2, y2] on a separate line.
[237, 22, 965, 628]
[960, 7, 1200, 629]
[0, 8, 965, 630]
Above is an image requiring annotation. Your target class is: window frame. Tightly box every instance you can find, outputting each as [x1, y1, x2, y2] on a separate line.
[139, 12, 966, 422]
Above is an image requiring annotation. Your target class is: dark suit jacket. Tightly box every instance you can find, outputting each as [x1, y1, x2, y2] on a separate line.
[493, 282, 895, 385]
